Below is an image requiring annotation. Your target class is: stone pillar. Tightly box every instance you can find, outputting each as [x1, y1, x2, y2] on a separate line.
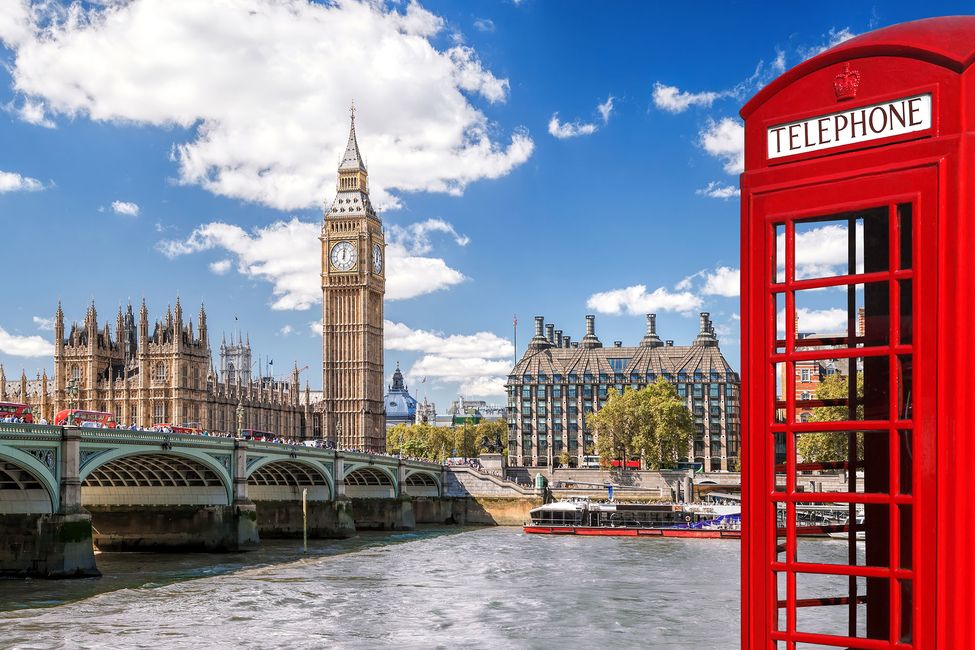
[59, 428, 82, 514]
[2, 426, 102, 577]
[232, 439, 250, 504]
[230, 438, 259, 550]
[397, 460, 408, 498]
[334, 454, 346, 498]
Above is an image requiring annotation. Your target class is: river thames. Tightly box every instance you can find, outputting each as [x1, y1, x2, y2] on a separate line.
[0, 526, 855, 649]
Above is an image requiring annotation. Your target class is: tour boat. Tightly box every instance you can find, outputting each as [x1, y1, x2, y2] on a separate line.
[523, 498, 741, 539]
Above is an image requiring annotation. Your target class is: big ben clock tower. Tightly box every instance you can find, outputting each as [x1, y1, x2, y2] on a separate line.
[321, 105, 386, 451]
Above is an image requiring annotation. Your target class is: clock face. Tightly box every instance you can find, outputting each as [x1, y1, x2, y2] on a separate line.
[372, 243, 383, 274]
[330, 241, 357, 271]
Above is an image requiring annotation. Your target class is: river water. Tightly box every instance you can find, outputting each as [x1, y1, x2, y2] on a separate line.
[0, 527, 856, 649]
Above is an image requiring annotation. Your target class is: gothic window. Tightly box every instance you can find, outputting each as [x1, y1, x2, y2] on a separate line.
[154, 403, 165, 422]
[181, 365, 188, 386]
[71, 365, 80, 381]
[155, 363, 166, 382]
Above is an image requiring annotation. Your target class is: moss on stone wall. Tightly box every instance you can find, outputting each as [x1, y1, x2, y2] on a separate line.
[58, 520, 92, 544]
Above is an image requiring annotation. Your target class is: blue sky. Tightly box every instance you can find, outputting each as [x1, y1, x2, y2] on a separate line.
[0, 1, 967, 410]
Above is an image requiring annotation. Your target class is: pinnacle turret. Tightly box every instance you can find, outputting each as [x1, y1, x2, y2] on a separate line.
[339, 101, 366, 172]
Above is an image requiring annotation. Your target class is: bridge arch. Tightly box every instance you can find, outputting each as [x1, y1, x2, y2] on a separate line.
[344, 465, 396, 498]
[246, 458, 332, 502]
[0, 448, 57, 514]
[403, 470, 441, 497]
[80, 449, 232, 506]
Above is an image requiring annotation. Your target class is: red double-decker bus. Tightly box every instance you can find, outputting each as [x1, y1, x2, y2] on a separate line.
[0, 402, 33, 423]
[53, 409, 117, 429]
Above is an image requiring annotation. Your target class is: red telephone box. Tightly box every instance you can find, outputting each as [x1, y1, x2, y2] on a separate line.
[740, 17, 975, 649]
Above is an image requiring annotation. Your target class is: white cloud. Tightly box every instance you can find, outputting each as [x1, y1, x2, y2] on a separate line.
[409, 354, 510, 397]
[676, 266, 740, 297]
[32, 316, 54, 331]
[279, 324, 294, 337]
[209, 259, 232, 275]
[0, 0, 33, 48]
[5, 0, 533, 211]
[8, 97, 55, 128]
[586, 285, 703, 316]
[387, 320, 513, 398]
[0, 326, 54, 357]
[387, 218, 469, 255]
[777, 308, 848, 335]
[800, 27, 857, 60]
[473, 18, 494, 32]
[597, 95, 614, 123]
[696, 181, 740, 199]
[777, 223, 864, 279]
[548, 113, 597, 139]
[701, 266, 740, 297]
[158, 217, 467, 309]
[0, 170, 43, 193]
[652, 82, 723, 113]
[111, 200, 140, 216]
[699, 117, 744, 174]
[385, 320, 512, 359]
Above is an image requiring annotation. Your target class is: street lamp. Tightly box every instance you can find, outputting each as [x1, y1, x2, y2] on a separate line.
[66, 378, 79, 410]
[236, 400, 244, 438]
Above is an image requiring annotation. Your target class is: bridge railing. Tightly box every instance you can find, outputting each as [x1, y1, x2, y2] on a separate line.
[0, 422, 62, 440]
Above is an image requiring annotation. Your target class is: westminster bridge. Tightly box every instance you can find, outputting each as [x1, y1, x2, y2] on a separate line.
[0, 423, 453, 577]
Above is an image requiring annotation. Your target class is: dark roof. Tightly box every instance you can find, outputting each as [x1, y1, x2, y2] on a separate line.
[509, 343, 737, 382]
[742, 17, 975, 119]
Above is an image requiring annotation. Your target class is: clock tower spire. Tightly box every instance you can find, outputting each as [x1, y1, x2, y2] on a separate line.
[321, 105, 386, 451]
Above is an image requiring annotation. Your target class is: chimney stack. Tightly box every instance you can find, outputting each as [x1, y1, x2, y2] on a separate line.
[666, 340, 674, 347]
[693, 312, 719, 347]
[563, 335, 571, 348]
[581, 314, 602, 349]
[529, 316, 553, 350]
[555, 330, 563, 347]
[545, 324, 555, 344]
[640, 313, 664, 348]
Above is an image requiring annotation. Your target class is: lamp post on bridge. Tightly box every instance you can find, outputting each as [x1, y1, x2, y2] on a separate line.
[66, 378, 79, 411]
[236, 400, 244, 438]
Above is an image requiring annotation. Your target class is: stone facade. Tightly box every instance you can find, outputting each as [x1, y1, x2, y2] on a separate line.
[3, 299, 319, 437]
[320, 109, 386, 451]
[506, 312, 741, 471]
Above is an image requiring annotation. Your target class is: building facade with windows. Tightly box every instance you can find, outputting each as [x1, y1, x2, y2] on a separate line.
[13, 299, 319, 437]
[505, 312, 741, 471]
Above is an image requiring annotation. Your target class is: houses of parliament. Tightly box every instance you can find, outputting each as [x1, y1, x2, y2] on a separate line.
[2, 111, 387, 450]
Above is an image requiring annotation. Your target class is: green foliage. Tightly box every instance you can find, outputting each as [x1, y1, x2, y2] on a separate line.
[385, 420, 507, 462]
[588, 379, 694, 470]
[795, 372, 864, 463]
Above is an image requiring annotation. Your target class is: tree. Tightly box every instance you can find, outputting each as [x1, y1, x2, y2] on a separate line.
[795, 372, 864, 463]
[589, 379, 694, 470]
[474, 420, 507, 455]
[386, 422, 454, 462]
